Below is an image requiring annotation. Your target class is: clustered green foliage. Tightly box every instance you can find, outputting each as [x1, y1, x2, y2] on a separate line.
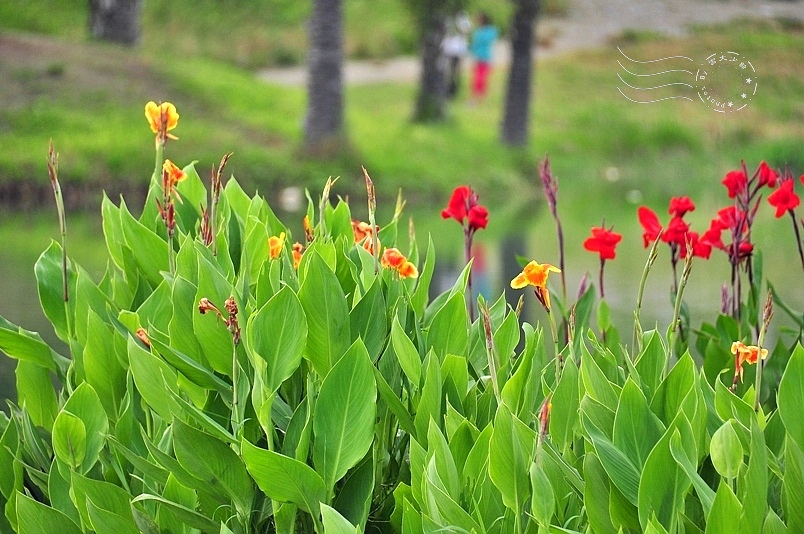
[0, 146, 803, 533]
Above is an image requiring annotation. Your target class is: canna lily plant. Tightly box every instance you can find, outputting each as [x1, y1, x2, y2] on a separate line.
[0, 108, 804, 534]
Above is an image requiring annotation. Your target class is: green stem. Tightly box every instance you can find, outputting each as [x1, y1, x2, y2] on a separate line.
[669, 252, 693, 364]
[168, 231, 176, 277]
[547, 306, 562, 382]
[153, 139, 164, 186]
[633, 237, 661, 355]
[232, 345, 241, 439]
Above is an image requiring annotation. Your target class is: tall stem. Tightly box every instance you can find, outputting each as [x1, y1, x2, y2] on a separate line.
[598, 258, 605, 299]
[754, 292, 773, 412]
[633, 237, 660, 354]
[669, 251, 693, 362]
[556, 219, 566, 303]
[465, 227, 475, 322]
[789, 209, 804, 274]
[546, 304, 562, 382]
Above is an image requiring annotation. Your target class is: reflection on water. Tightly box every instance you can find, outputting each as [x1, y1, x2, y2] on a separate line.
[1, 202, 802, 406]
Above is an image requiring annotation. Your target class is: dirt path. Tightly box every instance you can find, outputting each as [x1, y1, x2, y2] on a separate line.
[257, 0, 804, 86]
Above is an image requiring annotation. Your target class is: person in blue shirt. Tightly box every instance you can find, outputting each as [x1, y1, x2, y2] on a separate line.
[469, 12, 498, 102]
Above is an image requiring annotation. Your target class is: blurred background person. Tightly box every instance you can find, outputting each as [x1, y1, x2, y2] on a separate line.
[469, 11, 498, 104]
[441, 10, 472, 100]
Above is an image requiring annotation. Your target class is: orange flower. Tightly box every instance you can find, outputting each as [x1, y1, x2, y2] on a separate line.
[135, 327, 151, 348]
[398, 260, 419, 279]
[145, 101, 179, 139]
[303, 215, 314, 243]
[162, 159, 186, 189]
[381, 247, 418, 278]
[381, 247, 406, 269]
[510, 260, 561, 311]
[292, 242, 304, 269]
[268, 232, 286, 259]
[731, 341, 768, 382]
[352, 219, 379, 253]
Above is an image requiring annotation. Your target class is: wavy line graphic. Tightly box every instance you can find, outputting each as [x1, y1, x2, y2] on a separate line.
[617, 87, 694, 103]
[616, 46, 695, 104]
[617, 46, 694, 64]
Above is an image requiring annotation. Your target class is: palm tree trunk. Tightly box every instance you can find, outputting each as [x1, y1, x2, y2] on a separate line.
[500, 0, 540, 146]
[413, 7, 447, 122]
[89, 0, 142, 45]
[304, 0, 345, 153]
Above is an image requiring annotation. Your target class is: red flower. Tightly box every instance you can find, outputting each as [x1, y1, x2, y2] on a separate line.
[662, 216, 690, 247]
[701, 218, 726, 250]
[441, 185, 488, 231]
[668, 196, 695, 217]
[767, 179, 800, 218]
[758, 161, 778, 188]
[583, 226, 622, 260]
[680, 231, 712, 259]
[722, 169, 747, 198]
[441, 185, 471, 222]
[467, 205, 489, 230]
[638, 206, 662, 247]
[738, 241, 753, 258]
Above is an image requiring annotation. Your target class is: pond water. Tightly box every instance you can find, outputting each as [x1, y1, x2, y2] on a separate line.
[1, 198, 802, 406]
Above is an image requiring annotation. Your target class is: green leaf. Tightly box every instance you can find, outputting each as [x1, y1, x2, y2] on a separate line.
[530, 459, 555, 527]
[15, 492, 82, 534]
[332, 453, 374, 528]
[427, 292, 468, 361]
[637, 415, 695, 532]
[132, 494, 219, 534]
[763, 509, 788, 534]
[85, 499, 140, 534]
[321, 503, 358, 534]
[783, 435, 804, 532]
[299, 251, 351, 376]
[193, 256, 236, 375]
[172, 419, 254, 516]
[15, 360, 58, 431]
[710, 420, 743, 479]
[34, 241, 74, 343]
[613, 378, 665, 470]
[669, 430, 715, 516]
[392, 316, 422, 387]
[60, 383, 108, 474]
[83, 309, 126, 420]
[0, 315, 61, 371]
[349, 278, 387, 362]
[51, 411, 86, 470]
[241, 440, 326, 514]
[583, 415, 640, 505]
[119, 199, 168, 287]
[128, 337, 180, 421]
[246, 286, 307, 393]
[489, 403, 535, 514]
[650, 352, 695, 425]
[373, 367, 417, 439]
[549, 355, 579, 450]
[581, 350, 619, 408]
[635, 331, 668, 398]
[778, 344, 804, 450]
[411, 236, 435, 318]
[583, 452, 617, 534]
[70, 471, 136, 529]
[313, 339, 376, 491]
[414, 353, 442, 447]
[705, 482, 741, 534]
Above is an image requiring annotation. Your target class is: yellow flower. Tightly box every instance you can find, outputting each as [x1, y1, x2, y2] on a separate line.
[510, 260, 561, 311]
[292, 242, 304, 269]
[731, 341, 768, 382]
[398, 260, 419, 279]
[145, 101, 179, 139]
[162, 159, 186, 189]
[268, 232, 286, 259]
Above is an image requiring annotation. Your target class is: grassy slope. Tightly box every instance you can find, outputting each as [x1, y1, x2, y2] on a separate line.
[2, 19, 802, 205]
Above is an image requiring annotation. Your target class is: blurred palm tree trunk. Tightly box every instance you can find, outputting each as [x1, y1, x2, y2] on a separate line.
[500, 0, 540, 146]
[413, 5, 447, 122]
[89, 0, 142, 45]
[304, 0, 346, 154]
